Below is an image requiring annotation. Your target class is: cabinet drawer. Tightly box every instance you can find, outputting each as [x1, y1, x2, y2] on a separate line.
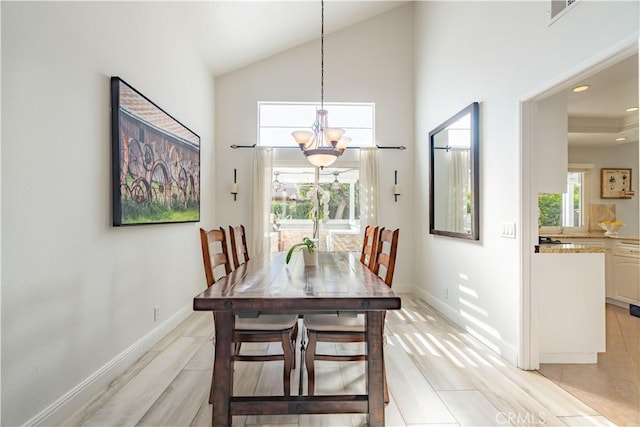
[615, 242, 640, 258]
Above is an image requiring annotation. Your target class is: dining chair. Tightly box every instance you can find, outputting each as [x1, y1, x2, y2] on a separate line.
[360, 225, 379, 270]
[303, 227, 399, 402]
[199, 227, 299, 403]
[229, 224, 250, 269]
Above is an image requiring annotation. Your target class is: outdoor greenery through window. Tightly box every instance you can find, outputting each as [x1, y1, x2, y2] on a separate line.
[270, 167, 361, 253]
[538, 170, 588, 229]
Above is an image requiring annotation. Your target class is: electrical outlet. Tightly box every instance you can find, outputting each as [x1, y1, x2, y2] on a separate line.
[153, 306, 160, 321]
[443, 287, 449, 299]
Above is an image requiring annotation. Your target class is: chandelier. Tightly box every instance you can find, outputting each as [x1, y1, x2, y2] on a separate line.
[291, 0, 350, 169]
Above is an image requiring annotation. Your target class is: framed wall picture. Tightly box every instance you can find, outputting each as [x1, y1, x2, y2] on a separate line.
[601, 168, 633, 199]
[111, 77, 200, 226]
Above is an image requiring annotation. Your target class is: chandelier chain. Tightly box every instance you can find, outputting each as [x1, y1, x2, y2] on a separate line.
[321, 0, 324, 110]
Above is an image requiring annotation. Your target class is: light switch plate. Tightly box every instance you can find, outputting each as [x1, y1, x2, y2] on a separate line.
[501, 222, 516, 239]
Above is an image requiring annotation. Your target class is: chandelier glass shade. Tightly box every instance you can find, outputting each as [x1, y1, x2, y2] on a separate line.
[291, 0, 350, 168]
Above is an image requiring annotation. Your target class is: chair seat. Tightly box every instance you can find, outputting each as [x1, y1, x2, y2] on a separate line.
[235, 314, 298, 331]
[304, 313, 364, 332]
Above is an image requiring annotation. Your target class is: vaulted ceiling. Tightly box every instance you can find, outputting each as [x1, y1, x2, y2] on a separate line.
[163, 1, 637, 149]
[174, 1, 409, 76]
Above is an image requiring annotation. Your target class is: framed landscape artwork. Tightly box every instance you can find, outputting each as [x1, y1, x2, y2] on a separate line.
[111, 77, 200, 226]
[601, 168, 633, 199]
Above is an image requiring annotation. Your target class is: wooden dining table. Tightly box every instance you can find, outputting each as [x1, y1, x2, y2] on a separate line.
[193, 250, 401, 426]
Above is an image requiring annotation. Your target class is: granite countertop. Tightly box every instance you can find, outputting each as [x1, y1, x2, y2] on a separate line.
[539, 231, 640, 243]
[536, 243, 611, 254]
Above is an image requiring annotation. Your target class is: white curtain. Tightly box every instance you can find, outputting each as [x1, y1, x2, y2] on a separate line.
[360, 147, 379, 231]
[447, 150, 470, 232]
[251, 147, 273, 256]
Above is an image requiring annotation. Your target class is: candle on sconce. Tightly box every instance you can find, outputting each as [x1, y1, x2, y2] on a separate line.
[231, 168, 238, 201]
[393, 170, 400, 202]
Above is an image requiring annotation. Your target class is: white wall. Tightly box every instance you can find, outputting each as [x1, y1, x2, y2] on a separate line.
[570, 143, 639, 235]
[1, 3, 215, 425]
[414, 1, 639, 364]
[214, 5, 415, 290]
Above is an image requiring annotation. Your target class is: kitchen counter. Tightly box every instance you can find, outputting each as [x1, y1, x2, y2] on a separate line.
[540, 231, 640, 243]
[536, 243, 610, 254]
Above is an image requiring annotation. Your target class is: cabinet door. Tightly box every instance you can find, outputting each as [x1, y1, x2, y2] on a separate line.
[612, 255, 640, 303]
[532, 92, 568, 193]
[561, 239, 612, 297]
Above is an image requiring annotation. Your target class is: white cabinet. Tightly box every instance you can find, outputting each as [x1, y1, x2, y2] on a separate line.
[531, 92, 568, 193]
[538, 236, 640, 305]
[560, 239, 613, 298]
[533, 252, 606, 364]
[612, 242, 640, 304]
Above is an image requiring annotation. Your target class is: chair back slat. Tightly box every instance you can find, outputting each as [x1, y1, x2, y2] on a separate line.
[372, 228, 399, 287]
[229, 225, 250, 269]
[200, 227, 232, 287]
[360, 225, 379, 270]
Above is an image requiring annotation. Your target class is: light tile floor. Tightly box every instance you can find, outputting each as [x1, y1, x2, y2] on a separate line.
[538, 304, 640, 426]
[66, 296, 623, 426]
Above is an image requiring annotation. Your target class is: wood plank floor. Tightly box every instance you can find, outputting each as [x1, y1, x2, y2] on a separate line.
[65, 296, 616, 426]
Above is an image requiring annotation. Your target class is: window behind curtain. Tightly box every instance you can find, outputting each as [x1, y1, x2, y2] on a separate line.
[269, 167, 361, 253]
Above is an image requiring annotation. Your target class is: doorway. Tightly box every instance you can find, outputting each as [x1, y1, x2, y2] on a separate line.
[520, 41, 639, 370]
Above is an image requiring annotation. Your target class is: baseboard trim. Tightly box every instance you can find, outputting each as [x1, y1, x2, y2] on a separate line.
[413, 287, 519, 366]
[540, 352, 598, 364]
[392, 282, 412, 294]
[606, 297, 630, 309]
[25, 305, 192, 427]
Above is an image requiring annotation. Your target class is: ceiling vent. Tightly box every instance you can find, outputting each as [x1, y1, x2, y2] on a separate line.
[549, 0, 580, 22]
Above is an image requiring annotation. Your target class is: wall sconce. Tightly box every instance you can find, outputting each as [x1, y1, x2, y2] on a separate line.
[231, 168, 238, 201]
[393, 170, 401, 202]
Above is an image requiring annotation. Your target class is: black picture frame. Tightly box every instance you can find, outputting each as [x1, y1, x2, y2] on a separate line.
[111, 77, 200, 226]
[429, 102, 480, 240]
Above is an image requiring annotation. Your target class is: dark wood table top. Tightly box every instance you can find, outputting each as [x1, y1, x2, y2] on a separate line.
[193, 251, 401, 314]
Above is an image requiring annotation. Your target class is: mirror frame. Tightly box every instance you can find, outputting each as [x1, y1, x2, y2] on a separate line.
[429, 102, 480, 240]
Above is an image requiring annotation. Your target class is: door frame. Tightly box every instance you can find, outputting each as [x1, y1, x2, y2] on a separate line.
[519, 35, 639, 370]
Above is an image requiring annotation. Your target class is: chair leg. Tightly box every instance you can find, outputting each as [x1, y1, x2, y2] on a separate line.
[383, 363, 389, 404]
[281, 330, 293, 396]
[209, 371, 215, 404]
[305, 330, 318, 396]
[291, 322, 299, 369]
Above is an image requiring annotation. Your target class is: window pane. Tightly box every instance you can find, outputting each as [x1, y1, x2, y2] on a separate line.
[258, 102, 375, 147]
[259, 127, 303, 147]
[270, 167, 361, 253]
[538, 171, 585, 228]
[260, 104, 318, 127]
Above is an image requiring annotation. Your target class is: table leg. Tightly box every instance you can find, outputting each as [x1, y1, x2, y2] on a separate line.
[366, 311, 385, 426]
[212, 312, 234, 426]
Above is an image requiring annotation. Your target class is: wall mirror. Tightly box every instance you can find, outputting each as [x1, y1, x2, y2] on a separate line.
[429, 102, 479, 240]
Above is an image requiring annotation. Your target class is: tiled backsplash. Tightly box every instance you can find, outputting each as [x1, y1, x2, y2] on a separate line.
[588, 204, 616, 231]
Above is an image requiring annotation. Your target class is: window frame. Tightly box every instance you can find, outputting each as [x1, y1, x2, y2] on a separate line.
[257, 101, 375, 148]
[538, 164, 593, 234]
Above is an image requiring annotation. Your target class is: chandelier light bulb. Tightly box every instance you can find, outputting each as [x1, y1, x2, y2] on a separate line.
[332, 172, 341, 190]
[336, 136, 351, 153]
[292, 130, 313, 149]
[324, 128, 345, 144]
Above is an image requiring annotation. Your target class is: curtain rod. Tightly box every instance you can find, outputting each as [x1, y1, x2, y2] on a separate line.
[433, 146, 470, 151]
[230, 144, 406, 150]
